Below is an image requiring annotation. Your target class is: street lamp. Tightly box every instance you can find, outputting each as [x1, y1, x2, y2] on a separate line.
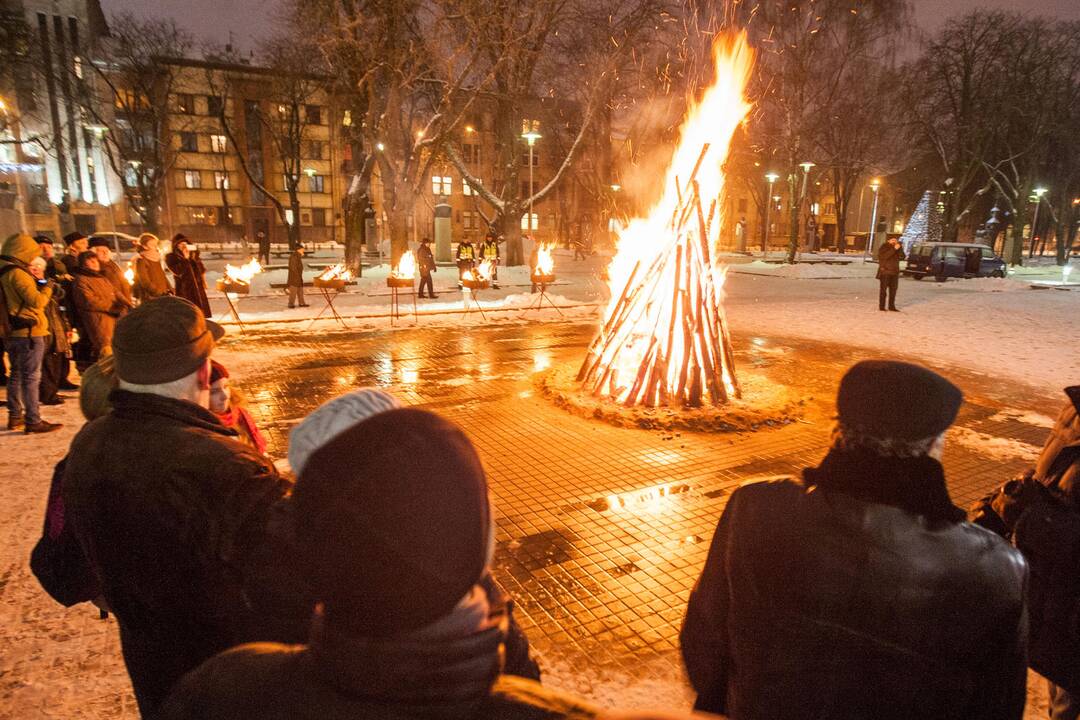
[522, 130, 541, 235]
[864, 179, 881, 260]
[763, 172, 779, 255]
[1029, 186, 1048, 258]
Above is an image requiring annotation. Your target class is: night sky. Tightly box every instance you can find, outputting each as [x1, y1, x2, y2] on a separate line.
[101, 0, 1080, 52]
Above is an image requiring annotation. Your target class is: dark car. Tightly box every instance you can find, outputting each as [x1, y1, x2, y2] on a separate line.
[904, 242, 1006, 282]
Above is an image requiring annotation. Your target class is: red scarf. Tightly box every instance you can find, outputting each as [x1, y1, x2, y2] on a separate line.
[217, 405, 268, 455]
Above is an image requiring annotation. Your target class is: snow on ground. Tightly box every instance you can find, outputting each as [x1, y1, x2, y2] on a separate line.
[948, 427, 1044, 463]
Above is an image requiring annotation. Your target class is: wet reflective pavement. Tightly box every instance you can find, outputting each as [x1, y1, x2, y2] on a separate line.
[222, 321, 1058, 700]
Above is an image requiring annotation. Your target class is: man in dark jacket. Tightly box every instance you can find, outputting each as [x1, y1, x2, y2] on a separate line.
[256, 231, 271, 266]
[971, 385, 1080, 720]
[159, 408, 592, 720]
[35, 236, 77, 392]
[681, 360, 1029, 720]
[28, 257, 71, 405]
[876, 237, 905, 311]
[89, 236, 133, 307]
[60, 231, 88, 276]
[286, 245, 308, 308]
[166, 235, 212, 318]
[63, 296, 311, 716]
[417, 237, 438, 298]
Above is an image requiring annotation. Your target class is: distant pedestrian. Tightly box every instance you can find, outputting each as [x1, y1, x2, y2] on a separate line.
[256, 231, 270, 266]
[286, 245, 308, 309]
[735, 216, 748, 252]
[63, 296, 311, 716]
[29, 257, 71, 406]
[166, 235, 212, 318]
[456, 237, 477, 286]
[60, 231, 89, 276]
[158, 405, 559, 720]
[71, 250, 131, 367]
[479, 230, 501, 288]
[681, 360, 1029, 720]
[876, 236, 905, 311]
[1, 234, 62, 433]
[89, 237, 133, 309]
[209, 361, 267, 455]
[132, 233, 172, 302]
[417, 237, 437, 298]
[971, 385, 1080, 720]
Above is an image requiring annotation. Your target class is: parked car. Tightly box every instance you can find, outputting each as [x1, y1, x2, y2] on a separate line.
[904, 242, 1006, 281]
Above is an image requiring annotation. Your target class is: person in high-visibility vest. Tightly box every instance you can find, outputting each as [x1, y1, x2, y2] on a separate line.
[478, 231, 501, 289]
[456, 238, 476, 287]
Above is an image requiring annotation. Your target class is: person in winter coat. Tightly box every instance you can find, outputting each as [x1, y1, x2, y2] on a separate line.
[286, 245, 308, 309]
[89, 237, 133, 307]
[209, 361, 267, 455]
[35, 236, 77, 392]
[417, 237, 438, 298]
[159, 406, 597, 720]
[479, 231, 501, 288]
[876, 236, 905, 311]
[256, 231, 271, 266]
[970, 385, 1080, 720]
[680, 360, 1029, 720]
[70, 251, 132, 367]
[456, 237, 477, 285]
[166, 235, 212, 318]
[29, 257, 71, 406]
[62, 297, 312, 716]
[60, 231, 88, 276]
[132, 233, 172, 302]
[30, 356, 117, 610]
[1, 233, 62, 434]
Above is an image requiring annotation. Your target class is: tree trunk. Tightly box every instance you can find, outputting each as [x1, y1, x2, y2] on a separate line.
[288, 196, 302, 250]
[1008, 186, 1029, 267]
[384, 182, 414, 266]
[503, 207, 524, 266]
[786, 169, 799, 263]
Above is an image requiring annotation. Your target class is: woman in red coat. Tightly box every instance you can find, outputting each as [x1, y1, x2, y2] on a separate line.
[165, 234, 212, 318]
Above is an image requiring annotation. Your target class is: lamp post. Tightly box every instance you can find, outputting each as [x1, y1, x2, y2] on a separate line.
[304, 167, 317, 248]
[1029, 186, 1047, 258]
[863, 179, 881, 261]
[522, 130, 541, 237]
[763, 172, 779, 255]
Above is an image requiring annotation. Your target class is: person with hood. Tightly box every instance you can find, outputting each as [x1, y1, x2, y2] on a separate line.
[417, 237, 438, 298]
[89, 237, 133, 308]
[132, 233, 172, 301]
[60, 231, 89, 276]
[1, 233, 62, 433]
[680, 360, 1029, 720]
[166, 235, 212, 318]
[160, 405, 602, 720]
[62, 296, 311, 716]
[971, 386, 1080, 719]
[286, 245, 308, 309]
[209, 360, 267, 455]
[876, 236, 905, 312]
[70, 251, 132, 367]
[28, 257, 71, 405]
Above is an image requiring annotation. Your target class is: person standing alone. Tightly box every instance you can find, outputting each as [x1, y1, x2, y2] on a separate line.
[417, 237, 437, 298]
[286, 245, 308, 309]
[876, 237, 904, 311]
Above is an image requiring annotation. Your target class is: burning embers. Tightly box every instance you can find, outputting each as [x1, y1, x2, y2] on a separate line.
[531, 246, 555, 285]
[315, 263, 353, 290]
[387, 251, 416, 288]
[462, 259, 494, 290]
[217, 259, 262, 294]
[578, 35, 753, 408]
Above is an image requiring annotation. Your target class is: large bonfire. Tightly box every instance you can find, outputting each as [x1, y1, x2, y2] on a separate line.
[578, 35, 754, 408]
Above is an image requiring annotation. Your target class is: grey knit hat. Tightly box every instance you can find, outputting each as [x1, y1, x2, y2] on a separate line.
[288, 389, 402, 476]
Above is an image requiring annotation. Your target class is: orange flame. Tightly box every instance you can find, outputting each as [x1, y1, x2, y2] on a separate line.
[392, 251, 416, 279]
[223, 258, 262, 285]
[587, 34, 753, 406]
[536, 246, 554, 275]
[317, 264, 354, 282]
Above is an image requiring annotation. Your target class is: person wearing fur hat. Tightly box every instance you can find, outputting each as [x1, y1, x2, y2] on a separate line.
[59, 231, 89, 276]
[70, 251, 133, 369]
[681, 360, 1029, 720]
[971, 386, 1080, 719]
[63, 297, 312, 716]
[89, 236, 133, 307]
[132, 233, 173, 302]
[158, 405, 572, 720]
[209, 361, 267, 455]
[166, 234, 212, 318]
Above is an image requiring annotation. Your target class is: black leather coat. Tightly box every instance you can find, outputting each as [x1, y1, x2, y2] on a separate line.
[682, 477, 1029, 720]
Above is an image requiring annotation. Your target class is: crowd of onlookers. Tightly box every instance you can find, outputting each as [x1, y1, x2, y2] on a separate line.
[6, 228, 1080, 718]
[1, 231, 210, 434]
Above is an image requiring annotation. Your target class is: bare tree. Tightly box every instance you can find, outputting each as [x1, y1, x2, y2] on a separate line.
[74, 13, 192, 232]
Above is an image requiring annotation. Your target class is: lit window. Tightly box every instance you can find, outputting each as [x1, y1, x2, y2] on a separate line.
[284, 209, 295, 226]
[214, 171, 229, 189]
[463, 178, 481, 196]
[521, 118, 540, 134]
[309, 175, 325, 193]
[210, 134, 227, 153]
[341, 110, 352, 126]
[431, 175, 452, 195]
[183, 170, 201, 189]
[520, 213, 538, 230]
[73, 56, 83, 79]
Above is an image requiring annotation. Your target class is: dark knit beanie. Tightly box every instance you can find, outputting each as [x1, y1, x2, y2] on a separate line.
[88, 236, 112, 249]
[837, 360, 962, 441]
[295, 408, 491, 637]
[112, 296, 225, 384]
